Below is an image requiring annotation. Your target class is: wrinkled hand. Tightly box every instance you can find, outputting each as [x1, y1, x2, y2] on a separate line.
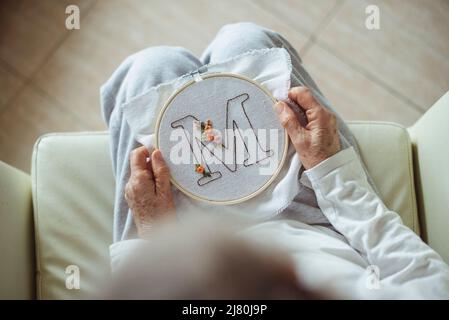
[125, 146, 175, 239]
[275, 86, 341, 169]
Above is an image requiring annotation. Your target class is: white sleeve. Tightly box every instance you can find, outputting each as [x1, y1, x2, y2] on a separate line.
[305, 147, 449, 299]
[109, 239, 148, 274]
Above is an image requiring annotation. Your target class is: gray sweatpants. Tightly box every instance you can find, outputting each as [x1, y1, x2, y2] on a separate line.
[101, 22, 367, 242]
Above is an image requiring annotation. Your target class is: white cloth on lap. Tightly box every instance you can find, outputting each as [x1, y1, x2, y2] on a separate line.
[122, 48, 302, 220]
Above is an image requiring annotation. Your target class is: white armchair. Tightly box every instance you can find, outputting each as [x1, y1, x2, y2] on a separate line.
[1, 92, 448, 299]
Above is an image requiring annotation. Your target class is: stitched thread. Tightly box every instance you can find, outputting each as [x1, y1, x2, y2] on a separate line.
[170, 93, 275, 187]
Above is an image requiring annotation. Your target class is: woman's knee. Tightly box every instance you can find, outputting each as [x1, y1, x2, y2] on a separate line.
[219, 22, 271, 38]
[130, 46, 200, 79]
[206, 22, 279, 62]
[124, 46, 201, 97]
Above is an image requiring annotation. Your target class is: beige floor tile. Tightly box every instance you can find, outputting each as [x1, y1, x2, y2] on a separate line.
[170, 0, 308, 56]
[0, 85, 88, 172]
[33, 0, 307, 130]
[0, 62, 25, 110]
[318, 0, 449, 110]
[0, 0, 94, 77]
[253, 0, 340, 36]
[303, 43, 422, 126]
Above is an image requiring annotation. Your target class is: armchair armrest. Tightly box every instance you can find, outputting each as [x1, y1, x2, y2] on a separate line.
[0, 161, 35, 299]
[408, 91, 449, 264]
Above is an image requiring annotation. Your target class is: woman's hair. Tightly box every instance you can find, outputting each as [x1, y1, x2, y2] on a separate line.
[108, 218, 324, 299]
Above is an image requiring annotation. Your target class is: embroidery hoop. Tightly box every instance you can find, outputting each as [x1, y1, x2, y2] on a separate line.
[154, 72, 289, 205]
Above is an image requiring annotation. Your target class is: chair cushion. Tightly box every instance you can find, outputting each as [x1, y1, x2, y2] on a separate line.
[0, 162, 34, 299]
[32, 132, 114, 299]
[348, 121, 419, 234]
[31, 122, 418, 299]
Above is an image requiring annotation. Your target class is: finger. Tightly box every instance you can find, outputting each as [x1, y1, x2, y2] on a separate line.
[151, 149, 172, 195]
[130, 146, 150, 174]
[288, 86, 320, 111]
[305, 108, 320, 122]
[146, 147, 155, 180]
[312, 107, 335, 129]
[275, 101, 303, 141]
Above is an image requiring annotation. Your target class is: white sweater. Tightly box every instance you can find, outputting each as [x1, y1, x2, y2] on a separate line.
[110, 147, 449, 299]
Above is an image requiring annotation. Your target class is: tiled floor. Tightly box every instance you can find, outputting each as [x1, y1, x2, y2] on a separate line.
[1, 0, 448, 172]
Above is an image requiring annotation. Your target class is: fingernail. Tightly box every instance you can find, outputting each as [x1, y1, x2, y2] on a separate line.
[275, 102, 285, 115]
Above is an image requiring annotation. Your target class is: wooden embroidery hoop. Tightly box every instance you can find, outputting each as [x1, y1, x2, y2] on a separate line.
[154, 72, 289, 205]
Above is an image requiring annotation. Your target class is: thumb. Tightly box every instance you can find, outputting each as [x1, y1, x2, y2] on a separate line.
[275, 100, 303, 135]
[151, 149, 172, 195]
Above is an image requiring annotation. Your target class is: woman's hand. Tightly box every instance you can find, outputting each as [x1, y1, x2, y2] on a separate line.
[275, 86, 341, 170]
[125, 146, 175, 239]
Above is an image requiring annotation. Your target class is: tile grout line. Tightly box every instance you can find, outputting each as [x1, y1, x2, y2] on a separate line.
[2, 0, 428, 123]
[315, 38, 425, 113]
[0, 57, 28, 80]
[301, 0, 346, 57]
[233, 0, 423, 114]
[301, 0, 425, 113]
[0, 57, 28, 114]
[1, 0, 99, 126]
[247, 0, 313, 52]
[31, 83, 100, 131]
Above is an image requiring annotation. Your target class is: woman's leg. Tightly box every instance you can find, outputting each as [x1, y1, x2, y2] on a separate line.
[101, 46, 202, 242]
[201, 23, 320, 92]
[201, 22, 357, 149]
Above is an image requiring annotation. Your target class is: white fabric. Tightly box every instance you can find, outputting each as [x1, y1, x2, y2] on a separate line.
[122, 48, 291, 146]
[110, 147, 449, 299]
[123, 48, 301, 220]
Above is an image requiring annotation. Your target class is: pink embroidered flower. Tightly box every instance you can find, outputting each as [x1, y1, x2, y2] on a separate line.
[195, 165, 205, 174]
[206, 128, 222, 144]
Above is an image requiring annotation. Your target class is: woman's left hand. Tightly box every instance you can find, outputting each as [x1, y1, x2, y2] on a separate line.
[125, 146, 175, 239]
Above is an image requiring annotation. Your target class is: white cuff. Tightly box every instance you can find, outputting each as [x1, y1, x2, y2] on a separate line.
[305, 147, 358, 183]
